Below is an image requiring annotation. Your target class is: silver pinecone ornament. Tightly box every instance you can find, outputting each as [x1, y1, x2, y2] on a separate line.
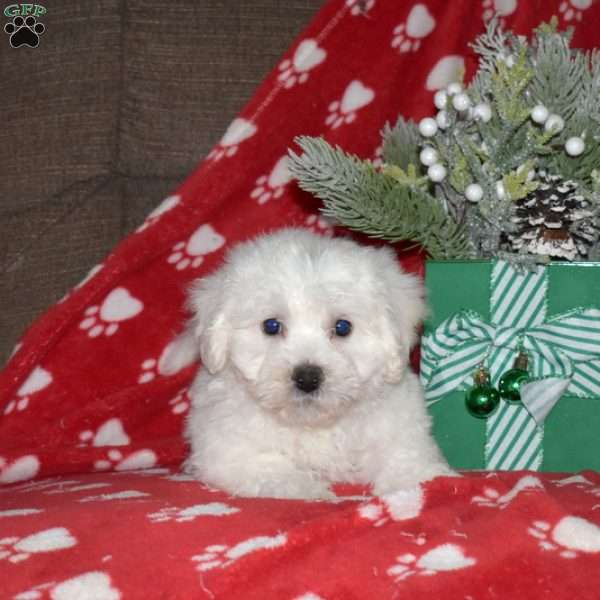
[502, 171, 596, 260]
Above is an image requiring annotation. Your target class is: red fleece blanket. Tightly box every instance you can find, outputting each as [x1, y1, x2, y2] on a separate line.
[2, 0, 600, 597]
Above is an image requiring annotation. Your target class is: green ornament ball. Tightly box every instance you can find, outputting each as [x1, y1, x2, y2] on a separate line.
[498, 368, 529, 403]
[465, 384, 500, 419]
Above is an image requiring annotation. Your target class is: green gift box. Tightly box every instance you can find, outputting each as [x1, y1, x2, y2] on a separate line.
[420, 260, 600, 472]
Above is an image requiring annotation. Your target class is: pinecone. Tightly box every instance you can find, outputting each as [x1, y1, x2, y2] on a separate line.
[502, 170, 597, 260]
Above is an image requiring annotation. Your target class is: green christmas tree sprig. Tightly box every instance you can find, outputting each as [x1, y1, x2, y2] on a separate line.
[288, 17, 600, 264]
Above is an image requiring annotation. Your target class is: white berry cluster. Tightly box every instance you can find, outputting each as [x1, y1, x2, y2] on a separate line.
[418, 82, 491, 201]
[530, 104, 585, 156]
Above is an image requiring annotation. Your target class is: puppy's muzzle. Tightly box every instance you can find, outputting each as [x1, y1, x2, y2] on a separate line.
[291, 364, 323, 394]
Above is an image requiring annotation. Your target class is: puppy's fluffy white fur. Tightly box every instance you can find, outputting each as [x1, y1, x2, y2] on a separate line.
[164, 228, 452, 499]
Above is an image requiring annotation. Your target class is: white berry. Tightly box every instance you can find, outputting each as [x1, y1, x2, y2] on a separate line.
[452, 93, 471, 112]
[496, 180, 506, 200]
[419, 147, 438, 166]
[565, 136, 585, 156]
[446, 82, 462, 96]
[544, 114, 564, 133]
[434, 90, 448, 110]
[428, 163, 447, 182]
[419, 117, 438, 137]
[465, 183, 484, 203]
[473, 103, 492, 122]
[531, 105, 549, 124]
[436, 110, 450, 129]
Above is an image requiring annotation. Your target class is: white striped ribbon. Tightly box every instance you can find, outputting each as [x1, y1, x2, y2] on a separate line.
[421, 260, 600, 471]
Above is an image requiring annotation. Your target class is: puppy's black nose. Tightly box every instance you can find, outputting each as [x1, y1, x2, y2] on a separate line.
[292, 364, 323, 394]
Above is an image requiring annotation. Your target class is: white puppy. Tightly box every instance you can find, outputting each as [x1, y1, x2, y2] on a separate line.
[164, 228, 452, 499]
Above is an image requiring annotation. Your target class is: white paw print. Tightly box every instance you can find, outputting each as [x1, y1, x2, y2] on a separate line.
[277, 39, 326, 89]
[137, 194, 181, 232]
[79, 287, 143, 338]
[79, 418, 130, 448]
[251, 156, 293, 204]
[94, 449, 157, 472]
[325, 80, 375, 129]
[559, 0, 592, 21]
[192, 534, 287, 572]
[138, 341, 180, 384]
[0, 455, 40, 484]
[346, 0, 375, 16]
[387, 544, 476, 582]
[471, 475, 543, 509]
[482, 0, 517, 24]
[167, 223, 225, 270]
[207, 118, 257, 161]
[169, 388, 190, 415]
[305, 214, 335, 236]
[4, 366, 52, 415]
[148, 502, 239, 524]
[391, 4, 436, 53]
[15, 572, 120, 600]
[0, 527, 76, 564]
[528, 516, 600, 558]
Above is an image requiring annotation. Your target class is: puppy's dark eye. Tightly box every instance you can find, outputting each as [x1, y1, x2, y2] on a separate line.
[262, 318, 282, 336]
[334, 319, 352, 337]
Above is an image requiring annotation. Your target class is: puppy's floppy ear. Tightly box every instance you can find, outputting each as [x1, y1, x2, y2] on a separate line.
[376, 247, 427, 382]
[161, 269, 231, 375]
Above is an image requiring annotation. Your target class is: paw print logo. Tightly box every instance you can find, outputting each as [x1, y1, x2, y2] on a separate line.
[325, 80, 375, 129]
[251, 156, 293, 204]
[0, 527, 76, 564]
[471, 475, 543, 509]
[79, 418, 130, 448]
[391, 4, 436, 53]
[482, 0, 517, 24]
[528, 516, 600, 558]
[148, 502, 239, 523]
[0, 455, 40, 484]
[94, 448, 157, 472]
[15, 572, 120, 600]
[4, 366, 52, 415]
[387, 544, 476, 582]
[305, 214, 336, 236]
[79, 287, 143, 338]
[559, 0, 592, 21]
[138, 341, 182, 384]
[167, 223, 225, 270]
[4, 15, 45, 48]
[137, 194, 181, 232]
[169, 388, 190, 415]
[277, 39, 327, 89]
[346, 0, 376, 16]
[192, 534, 287, 572]
[207, 118, 257, 161]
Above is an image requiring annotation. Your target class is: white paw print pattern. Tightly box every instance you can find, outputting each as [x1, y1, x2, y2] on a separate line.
[426, 55, 465, 91]
[251, 156, 293, 204]
[94, 449, 157, 472]
[391, 4, 436, 53]
[207, 118, 257, 161]
[305, 214, 335, 236]
[325, 80, 375, 129]
[167, 223, 225, 270]
[346, 0, 375, 16]
[0, 527, 76, 564]
[359, 486, 424, 528]
[79, 287, 143, 338]
[278, 39, 326, 89]
[137, 194, 181, 232]
[169, 388, 190, 415]
[482, 0, 517, 24]
[15, 571, 121, 600]
[4, 366, 52, 415]
[138, 341, 181, 384]
[387, 543, 476, 582]
[528, 516, 600, 558]
[79, 418, 130, 448]
[472, 475, 544, 510]
[0, 455, 40, 484]
[192, 533, 287, 572]
[148, 502, 239, 524]
[559, 0, 592, 21]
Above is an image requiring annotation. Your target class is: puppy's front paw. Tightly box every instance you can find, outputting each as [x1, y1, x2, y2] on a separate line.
[254, 477, 336, 501]
[373, 463, 458, 496]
